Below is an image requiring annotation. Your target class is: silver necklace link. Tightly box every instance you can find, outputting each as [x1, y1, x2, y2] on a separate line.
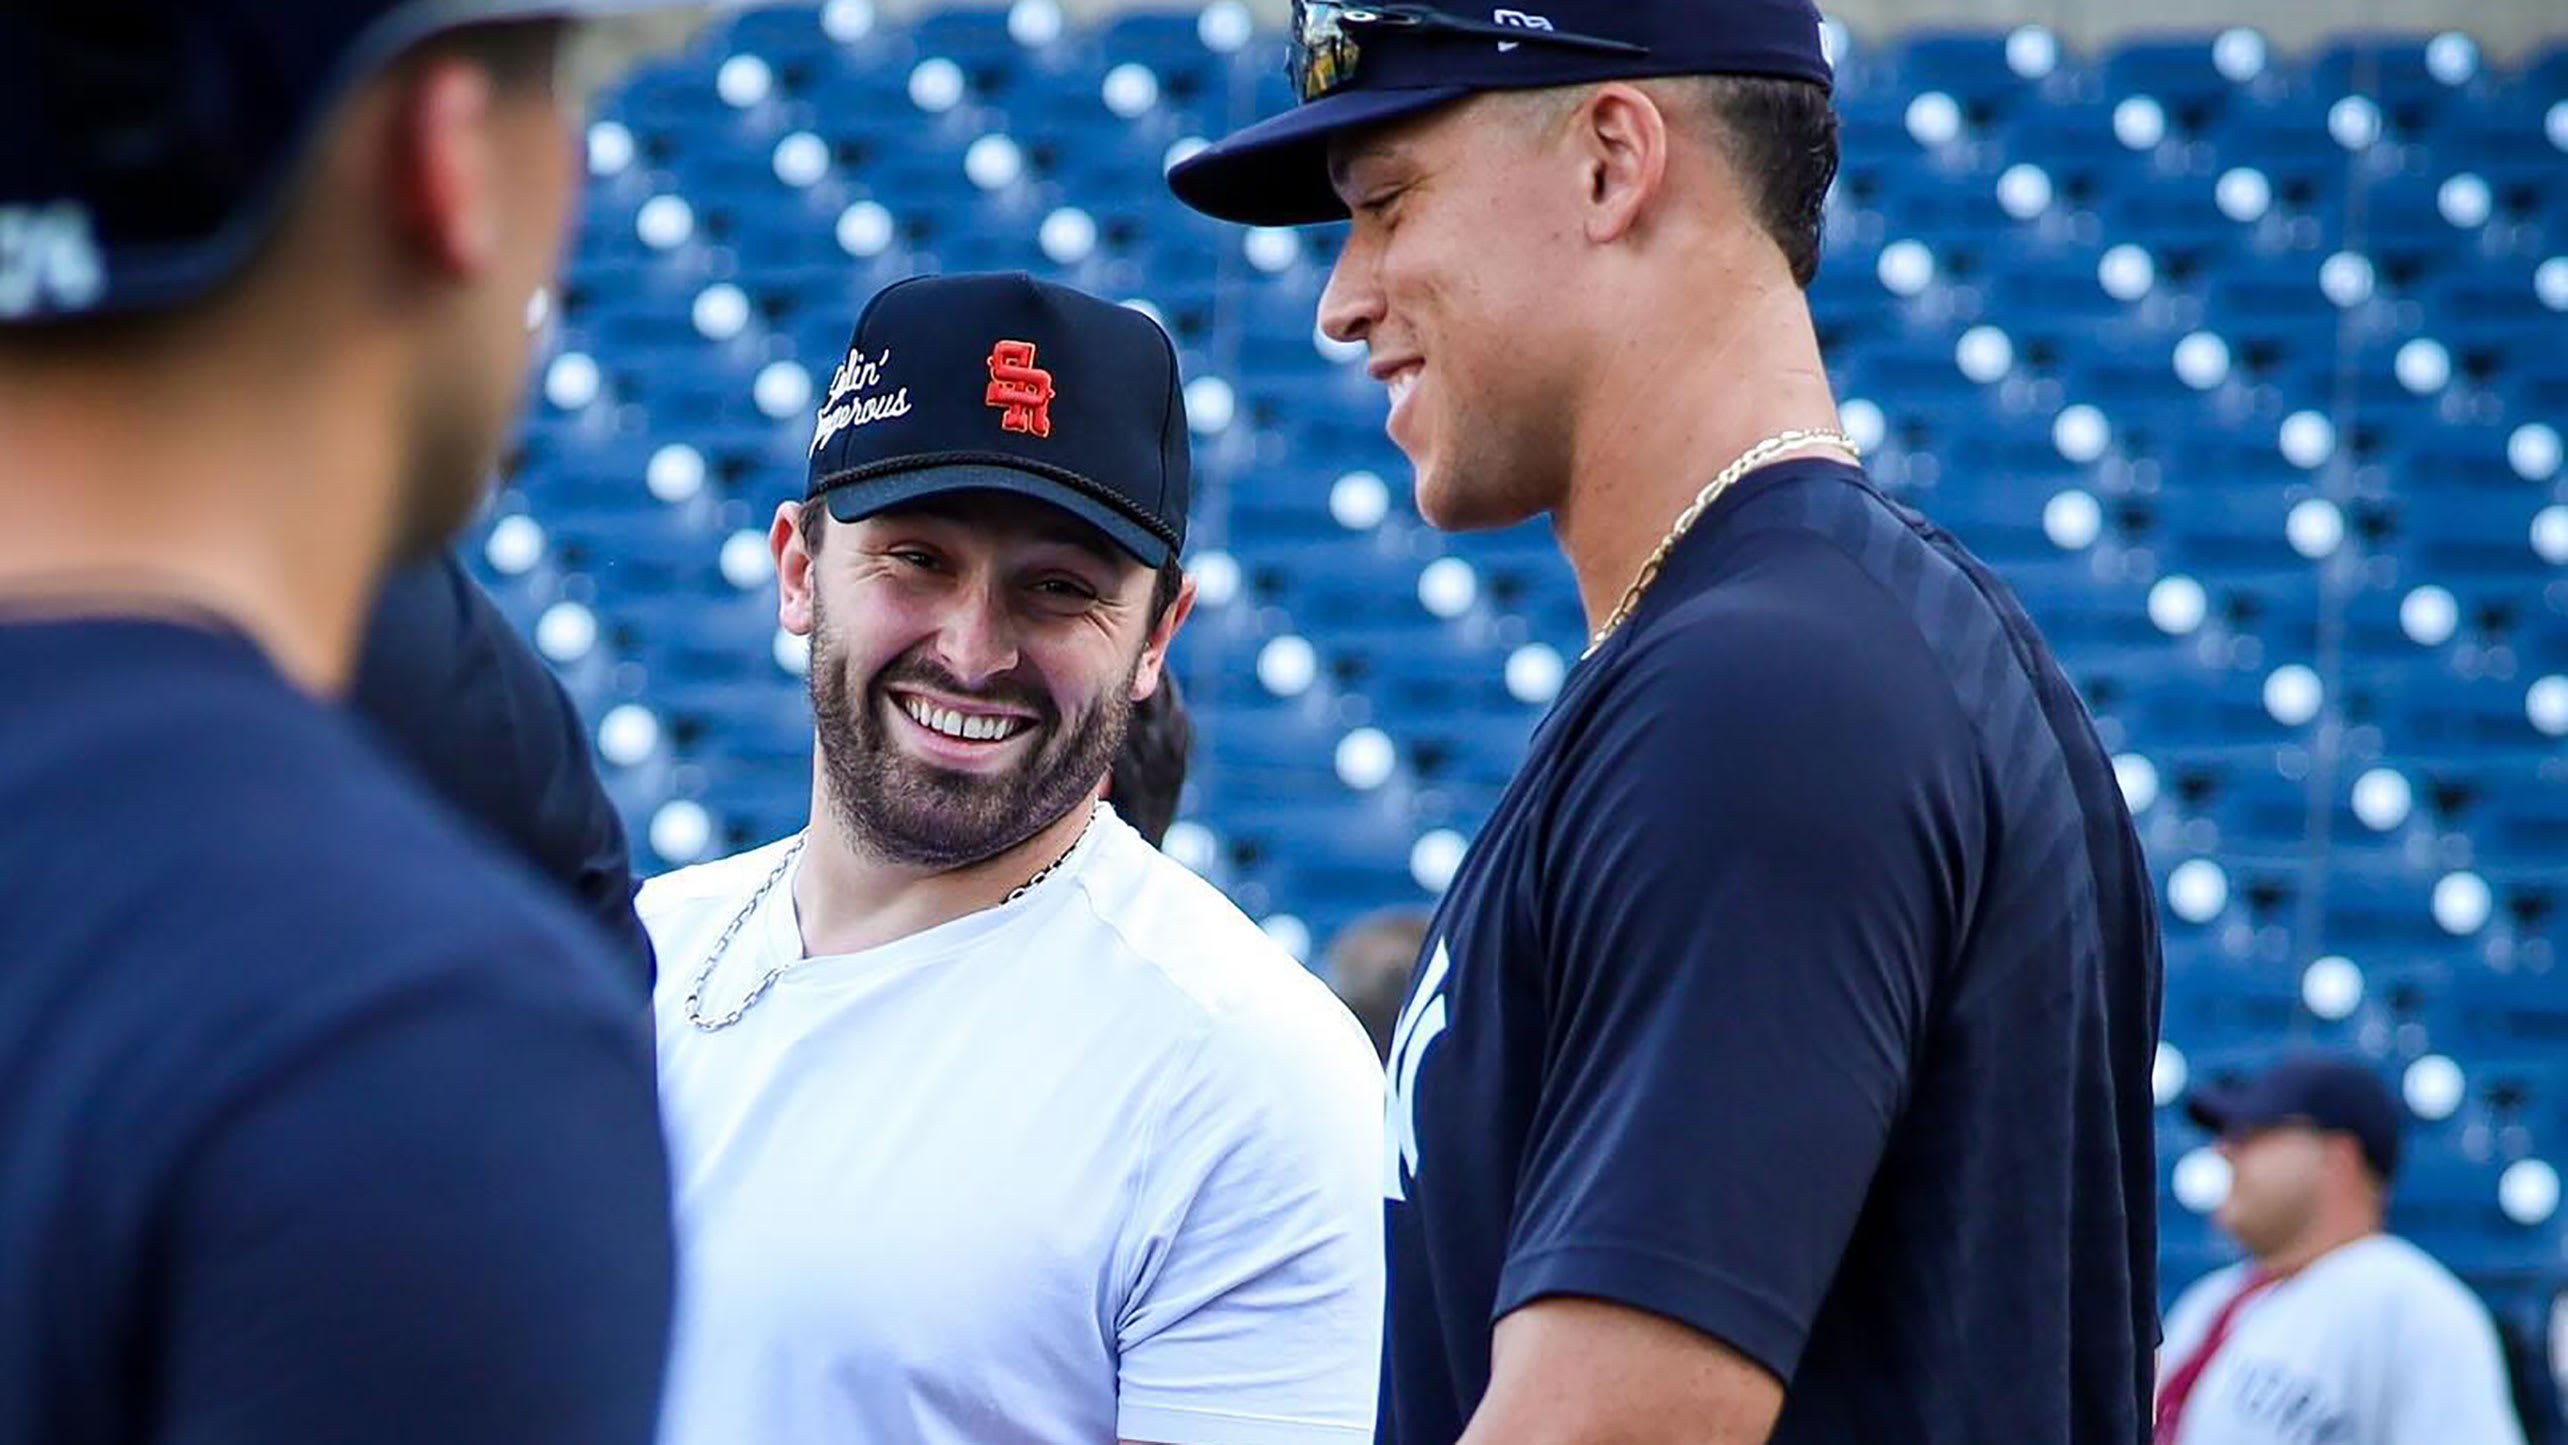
[1583, 428, 1862, 659]
[682, 804, 1099, 1033]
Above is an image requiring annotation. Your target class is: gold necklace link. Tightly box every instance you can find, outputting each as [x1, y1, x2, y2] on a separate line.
[1581, 428, 1862, 658]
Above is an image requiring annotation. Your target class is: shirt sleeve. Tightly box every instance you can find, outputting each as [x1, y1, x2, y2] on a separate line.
[1497, 581, 1982, 1385]
[1112, 993, 1386, 1445]
[153, 979, 675, 1445]
[2383, 1277, 2527, 1445]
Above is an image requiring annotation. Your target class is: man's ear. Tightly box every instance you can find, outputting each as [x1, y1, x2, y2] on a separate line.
[1131, 576, 1197, 702]
[772, 502, 816, 636]
[1576, 83, 1672, 245]
[385, 56, 510, 277]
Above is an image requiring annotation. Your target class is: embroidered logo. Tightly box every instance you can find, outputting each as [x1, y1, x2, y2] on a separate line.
[984, 340, 1056, 438]
[1384, 939, 1453, 1202]
[1491, 9, 1552, 52]
[809, 345, 912, 456]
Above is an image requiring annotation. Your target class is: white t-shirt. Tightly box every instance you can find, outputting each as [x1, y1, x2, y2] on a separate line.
[2159, 1234, 2524, 1445]
[645, 807, 1386, 1445]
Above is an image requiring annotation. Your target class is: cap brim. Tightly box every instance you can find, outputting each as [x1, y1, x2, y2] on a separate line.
[1167, 86, 1474, 226]
[822, 464, 1174, 569]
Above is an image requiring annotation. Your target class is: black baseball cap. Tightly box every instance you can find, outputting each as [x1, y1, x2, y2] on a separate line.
[2186, 1053, 2406, 1183]
[806, 273, 1192, 570]
[1168, 0, 1836, 227]
[0, 0, 720, 324]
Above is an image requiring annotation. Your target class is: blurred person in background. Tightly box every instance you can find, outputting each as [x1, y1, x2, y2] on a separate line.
[646, 273, 1383, 1445]
[1325, 907, 1432, 1061]
[1104, 669, 1192, 848]
[356, 553, 657, 987]
[2160, 1054, 2525, 1445]
[0, 5, 710, 1440]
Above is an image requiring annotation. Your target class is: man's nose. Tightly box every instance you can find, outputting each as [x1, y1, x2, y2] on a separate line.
[928, 578, 1020, 687]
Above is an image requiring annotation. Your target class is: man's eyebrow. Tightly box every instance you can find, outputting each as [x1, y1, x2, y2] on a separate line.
[1027, 520, 1126, 573]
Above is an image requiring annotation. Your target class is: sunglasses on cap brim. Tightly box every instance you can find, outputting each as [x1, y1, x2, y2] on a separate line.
[1289, 1, 1650, 104]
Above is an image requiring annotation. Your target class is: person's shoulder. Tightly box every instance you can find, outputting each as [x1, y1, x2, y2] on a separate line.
[1070, 814, 1377, 1081]
[636, 834, 803, 925]
[2330, 1234, 2493, 1316]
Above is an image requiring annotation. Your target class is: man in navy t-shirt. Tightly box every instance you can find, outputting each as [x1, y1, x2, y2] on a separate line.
[1173, 1, 2163, 1439]
[0, 5, 713, 1440]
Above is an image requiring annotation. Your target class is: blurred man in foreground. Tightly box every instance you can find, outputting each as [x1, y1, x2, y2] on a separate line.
[2161, 1055, 2523, 1444]
[0, 5, 710, 1439]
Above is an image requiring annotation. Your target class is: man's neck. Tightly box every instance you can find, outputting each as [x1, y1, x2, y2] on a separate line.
[1548, 267, 1847, 638]
[0, 343, 399, 695]
[791, 788, 1102, 958]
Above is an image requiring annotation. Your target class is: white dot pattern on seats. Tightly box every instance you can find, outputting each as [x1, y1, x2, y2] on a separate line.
[964, 134, 1024, 190]
[2216, 167, 2271, 223]
[1410, 830, 1467, 893]
[2402, 585, 2459, 647]
[2328, 95, 2381, 151]
[2433, 873, 2493, 937]
[2320, 251, 2375, 309]
[2113, 753, 2160, 813]
[2303, 956, 2365, 1020]
[1007, 0, 1063, 48]
[599, 704, 661, 767]
[536, 601, 598, 663]
[2153, 1041, 2188, 1105]
[1336, 728, 1395, 791]
[485, 515, 545, 576]
[2113, 96, 2166, 151]
[2503, 1161, 2561, 1226]
[646, 443, 706, 503]
[2169, 858, 2229, 922]
[2286, 498, 2344, 559]
[717, 54, 772, 109]
[1103, 64, 1160, 118]
[2406, 1054, 2466, 1118]
[1330, 471, 1389, 530]
[2351, 769, 2412, 832]
[650, 800, 713, 865]
[636, 195, 694, 250]
[1039, 207, 1097, 265]
[1184, 376, 1235, 435]
[2149, 575, 2207, 635]
[2006, 26, 2058, 80]
[1996, 164, 2053, 220]
[2212, 28, 2267, 82]
[2043, 489, 2102, 549]
[2173, 1149, 2231, 1213]
[908, 58, 964, 113]
[2264, 663, 2322, 726]
[838, 201, 894, 258]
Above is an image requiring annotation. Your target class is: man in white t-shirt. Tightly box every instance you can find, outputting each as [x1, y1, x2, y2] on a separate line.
[2158, 1053, 2524, 1445]
[646, 274, 1385, 1445]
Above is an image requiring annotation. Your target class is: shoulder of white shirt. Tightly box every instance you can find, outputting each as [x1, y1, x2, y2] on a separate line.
[636, 832, 801, 921]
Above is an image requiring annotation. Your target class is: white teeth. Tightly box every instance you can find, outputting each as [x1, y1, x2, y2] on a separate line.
[1388, 369, 1417, 407]
[902, 696, 1021, 743]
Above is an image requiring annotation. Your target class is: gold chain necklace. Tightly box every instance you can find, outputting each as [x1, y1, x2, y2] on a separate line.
[1581, 428, 1862, 658]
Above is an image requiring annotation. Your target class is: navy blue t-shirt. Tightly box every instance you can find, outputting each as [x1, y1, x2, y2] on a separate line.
[1381, 460, 2163, 1443]
[0, 618, 675, 1444]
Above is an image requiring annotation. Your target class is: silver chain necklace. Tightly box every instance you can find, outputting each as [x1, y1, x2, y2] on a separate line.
[681, 803, 1099, 1033]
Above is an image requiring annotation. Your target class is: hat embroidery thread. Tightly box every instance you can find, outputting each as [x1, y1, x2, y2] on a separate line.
[985, 340, 1056, 439]
[810, 346, 912, 456]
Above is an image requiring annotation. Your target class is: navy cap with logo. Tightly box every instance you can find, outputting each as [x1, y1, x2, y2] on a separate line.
[2186, 1053, 2406, 1183]
[1168, 0, 1835, 227]
[807, 273, 1191, 570]
[0, 0, 718, 324]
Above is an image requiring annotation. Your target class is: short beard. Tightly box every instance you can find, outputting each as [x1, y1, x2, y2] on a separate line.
[807, 587, 1137, 872]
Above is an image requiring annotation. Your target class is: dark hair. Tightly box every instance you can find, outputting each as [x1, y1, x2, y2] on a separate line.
[1688, 74, 1839, 290]
[799, 496, 1186, 624]
[1106, 670, 1192, 847]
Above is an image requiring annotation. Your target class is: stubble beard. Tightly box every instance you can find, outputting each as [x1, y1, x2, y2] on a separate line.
[806, 587, 1138, 872]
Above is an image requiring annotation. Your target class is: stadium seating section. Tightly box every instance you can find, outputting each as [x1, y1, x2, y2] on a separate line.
[472, 1, 2568, 1334]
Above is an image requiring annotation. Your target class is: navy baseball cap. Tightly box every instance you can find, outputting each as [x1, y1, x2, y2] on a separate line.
[2186, 1054, 2406, 1182]
[806, 274, 1191, 569]
[0, 1, 720, 324]
[1169, 0, 1836, 226]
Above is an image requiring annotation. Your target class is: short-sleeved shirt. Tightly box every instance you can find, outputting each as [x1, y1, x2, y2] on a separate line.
[1380, 458, 2164, 1443]
[0, 617, 674, 1444]
[2160, 1236, 2525, 1445]
[646, 806, 1385, 1445]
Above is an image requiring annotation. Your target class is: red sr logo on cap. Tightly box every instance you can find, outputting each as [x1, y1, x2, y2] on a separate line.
[985, 340, 1055, 438]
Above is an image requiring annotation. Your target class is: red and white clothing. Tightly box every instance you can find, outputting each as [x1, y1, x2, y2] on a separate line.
[2156, 1235, 2523, 1445]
